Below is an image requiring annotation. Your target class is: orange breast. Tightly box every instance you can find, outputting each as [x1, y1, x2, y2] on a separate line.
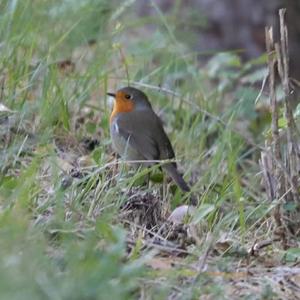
[110, 94, 134, 123]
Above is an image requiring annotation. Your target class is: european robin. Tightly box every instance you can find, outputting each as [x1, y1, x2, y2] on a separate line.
[108, 86, 192, 194]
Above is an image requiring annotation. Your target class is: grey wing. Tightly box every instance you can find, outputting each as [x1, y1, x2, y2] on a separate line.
[116, 111, 160, 161]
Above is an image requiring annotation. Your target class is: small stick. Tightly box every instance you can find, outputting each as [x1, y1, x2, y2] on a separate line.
[265, 27, 284, 234]
[118, 47, 130, 86]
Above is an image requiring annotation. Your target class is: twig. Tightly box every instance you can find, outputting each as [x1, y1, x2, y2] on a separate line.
[126, 235, 195, 256]
[255, 73, 269, 104]
[119, 47, 130, 86]
[261, 9, 300, 248]
[192, 233, 214, 284]
[248, 237, 281, 256]
[276, 9, 300, 202]
[265, 26, 284, 235]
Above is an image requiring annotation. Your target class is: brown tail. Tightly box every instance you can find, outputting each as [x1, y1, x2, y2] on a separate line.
[163, 164, 190, 192]
[163, 164, 197, 205]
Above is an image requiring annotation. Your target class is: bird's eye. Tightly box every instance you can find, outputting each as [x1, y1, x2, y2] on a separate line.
[124, 94, 131, 99]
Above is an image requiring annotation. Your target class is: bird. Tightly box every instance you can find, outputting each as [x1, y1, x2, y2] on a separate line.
[108, 86, 193, 197]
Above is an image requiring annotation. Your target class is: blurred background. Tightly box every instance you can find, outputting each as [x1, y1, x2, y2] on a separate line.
[137, 0, 300, 78]
[3, 0, 296, 77]
[1, 1, 300, 298]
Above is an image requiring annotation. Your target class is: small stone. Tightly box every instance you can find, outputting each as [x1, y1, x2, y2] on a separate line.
[168, 205, 196, 224]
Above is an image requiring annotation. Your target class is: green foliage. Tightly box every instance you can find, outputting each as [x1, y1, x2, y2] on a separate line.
[0, 0, 283, 298]
[0, 215, 143, 300]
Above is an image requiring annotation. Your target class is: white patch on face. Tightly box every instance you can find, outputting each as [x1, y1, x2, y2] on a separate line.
[114, 122, 119, 134]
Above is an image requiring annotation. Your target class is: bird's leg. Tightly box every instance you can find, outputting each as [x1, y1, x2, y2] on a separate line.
[161, 170, 166, 202]
[146, 167, 151, 190]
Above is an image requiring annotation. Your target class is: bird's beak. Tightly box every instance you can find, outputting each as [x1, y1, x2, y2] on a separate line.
[106, 92, 116, 98]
